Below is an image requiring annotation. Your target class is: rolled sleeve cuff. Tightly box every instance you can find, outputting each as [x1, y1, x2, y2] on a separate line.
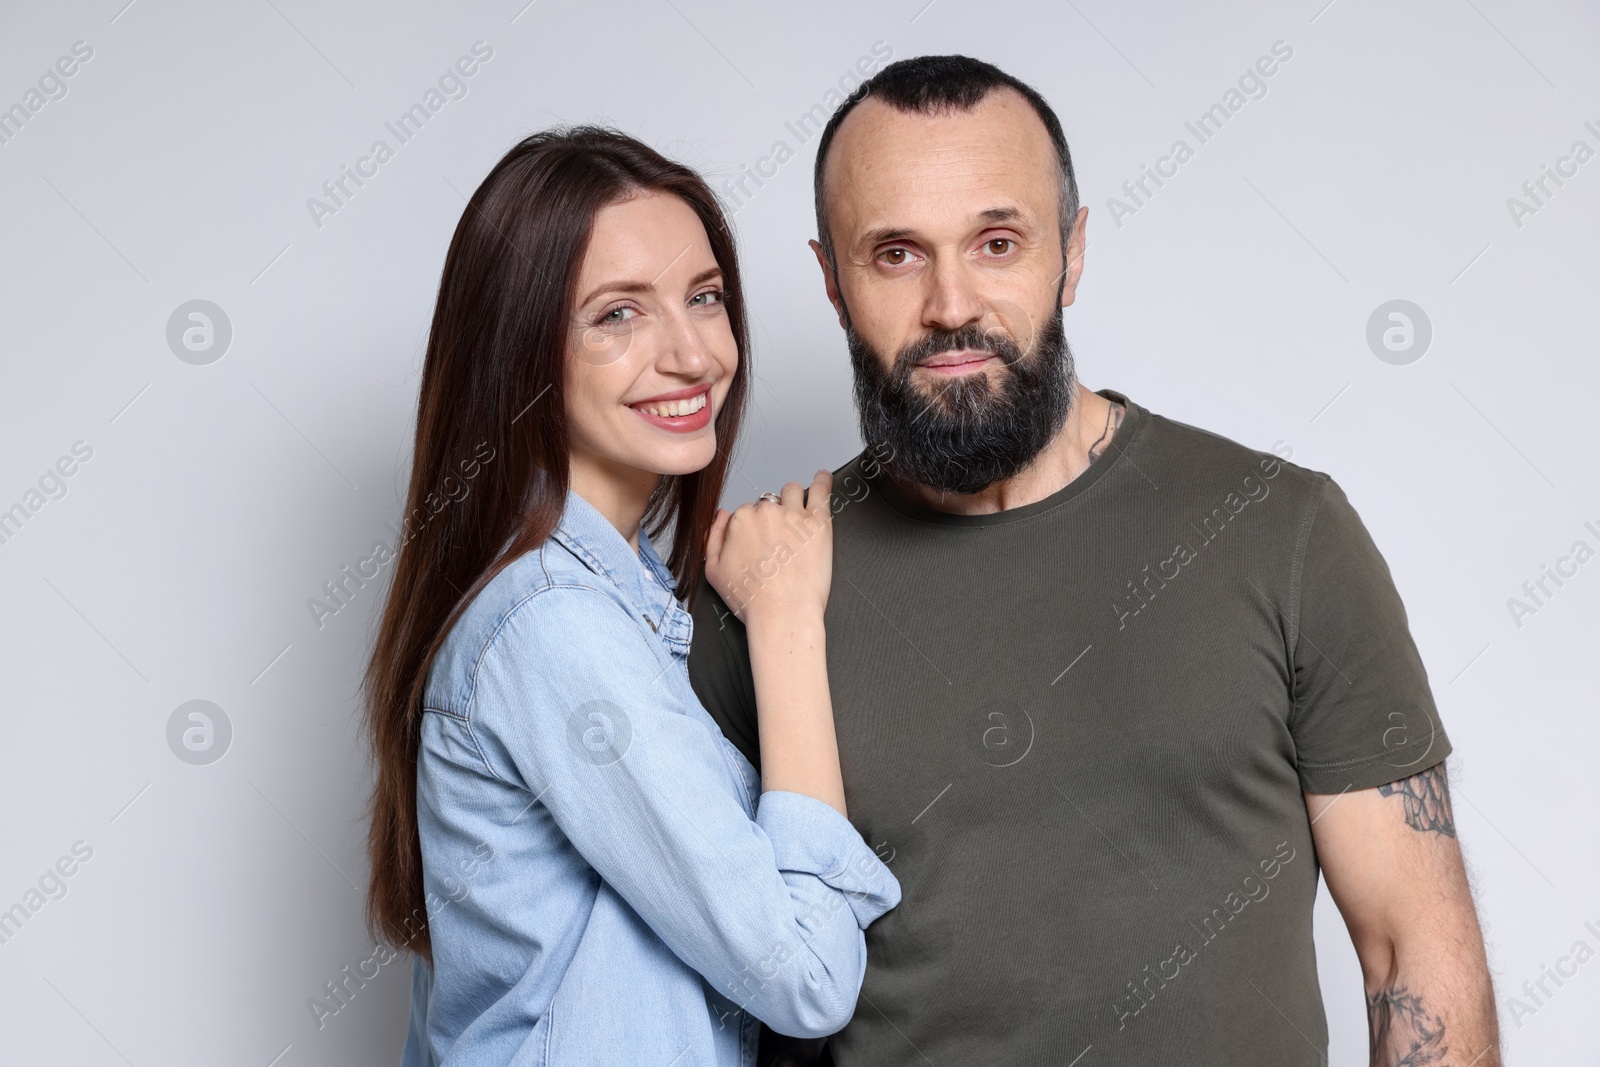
[756, 789, 902, 928]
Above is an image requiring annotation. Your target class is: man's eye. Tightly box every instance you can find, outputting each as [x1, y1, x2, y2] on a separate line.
[881, 248, 910, 266]
[985, 239, 1014, 255]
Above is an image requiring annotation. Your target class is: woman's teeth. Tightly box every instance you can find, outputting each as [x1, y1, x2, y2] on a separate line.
[636, 392, 707, 418]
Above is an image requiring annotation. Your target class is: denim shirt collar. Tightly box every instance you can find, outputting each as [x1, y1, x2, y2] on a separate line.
[550, 490, 693, 655]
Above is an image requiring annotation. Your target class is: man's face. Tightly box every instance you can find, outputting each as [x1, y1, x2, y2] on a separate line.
[813, 89, 1090, 494]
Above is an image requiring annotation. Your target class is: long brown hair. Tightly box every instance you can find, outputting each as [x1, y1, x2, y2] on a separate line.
[363, 127, 749, 961]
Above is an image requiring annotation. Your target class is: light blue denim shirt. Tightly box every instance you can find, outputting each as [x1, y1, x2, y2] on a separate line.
[401, 490, 900, 1067]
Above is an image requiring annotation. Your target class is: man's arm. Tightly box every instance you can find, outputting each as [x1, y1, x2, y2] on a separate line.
[688, 579, 762, 770]
[1306, 762, 1500, 1067]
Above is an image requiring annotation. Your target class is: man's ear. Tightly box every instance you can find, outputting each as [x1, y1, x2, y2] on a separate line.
[1061, 206, 1089, 310]
[809, 239, 848, 329]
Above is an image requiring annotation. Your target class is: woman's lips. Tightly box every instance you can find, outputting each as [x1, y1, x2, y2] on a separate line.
[629, 384, 714, 433]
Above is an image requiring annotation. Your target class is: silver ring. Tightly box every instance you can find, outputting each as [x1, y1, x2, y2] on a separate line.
[759, 492, 781, 504]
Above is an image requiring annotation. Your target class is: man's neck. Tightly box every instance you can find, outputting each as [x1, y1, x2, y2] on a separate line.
[889, 384, 1124, 516]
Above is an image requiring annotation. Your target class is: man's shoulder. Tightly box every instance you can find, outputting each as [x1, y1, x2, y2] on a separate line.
[825, 405, 1335, 528]
[1133, 403, 1332, 510]
[829, 443, 890, 483]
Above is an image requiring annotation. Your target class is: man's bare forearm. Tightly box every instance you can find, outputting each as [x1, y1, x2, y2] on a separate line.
[1361, 766, 1500, 1067]
[1366, 958, 1498, 1066]
[1308, 763, 1501, 1067]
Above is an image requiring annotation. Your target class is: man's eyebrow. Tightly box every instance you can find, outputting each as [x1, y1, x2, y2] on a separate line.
[978, 206, 1026, 224]
[854, 208, 1031, 251]
[856, 226, 914, 249]
[579, 265, 722, 306]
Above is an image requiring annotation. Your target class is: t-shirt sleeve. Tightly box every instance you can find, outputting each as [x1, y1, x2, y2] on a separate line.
[688, 578, 762, 772]
[1288, 476, 1451, 793]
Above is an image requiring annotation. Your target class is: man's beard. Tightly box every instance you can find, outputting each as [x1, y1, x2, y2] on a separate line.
[847, 306, 1077, 496]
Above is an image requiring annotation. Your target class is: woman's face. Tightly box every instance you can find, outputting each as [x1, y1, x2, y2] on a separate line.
[566, 190, 738, 487]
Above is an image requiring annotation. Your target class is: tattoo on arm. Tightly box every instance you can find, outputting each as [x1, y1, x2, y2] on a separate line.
[1087, 402, 1126, 464]
[1378, 763, 1456, 837]
[1368, 986, 1451, 1066]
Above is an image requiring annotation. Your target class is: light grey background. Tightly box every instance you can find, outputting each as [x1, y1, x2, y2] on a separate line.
[1, 0, 1596, 1063]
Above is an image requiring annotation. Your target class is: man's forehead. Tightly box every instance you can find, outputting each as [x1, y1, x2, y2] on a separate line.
[823, 89, 1057, 231]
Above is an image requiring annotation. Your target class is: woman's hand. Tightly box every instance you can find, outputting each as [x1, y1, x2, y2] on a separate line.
[705, 470, 833, 627]
[707, 470, 847, 816]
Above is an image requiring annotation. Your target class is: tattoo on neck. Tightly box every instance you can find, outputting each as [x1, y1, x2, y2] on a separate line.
[1378, 763, 1456, 837]
[1368, 986, 1451, 1066]
[1087, 402, 1126, 464]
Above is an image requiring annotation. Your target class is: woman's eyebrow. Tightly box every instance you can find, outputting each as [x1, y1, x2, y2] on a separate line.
[580, 266, 722, 306]
[685, 266, 723, 288]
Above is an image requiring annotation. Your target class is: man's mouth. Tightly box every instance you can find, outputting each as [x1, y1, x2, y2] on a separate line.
[916, 350, 1000, 376]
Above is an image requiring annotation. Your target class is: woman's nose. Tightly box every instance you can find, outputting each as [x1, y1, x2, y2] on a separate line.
[656, 308, 714, 375]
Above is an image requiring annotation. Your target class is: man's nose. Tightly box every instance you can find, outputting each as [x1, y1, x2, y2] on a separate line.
[921, 256, 985, 333]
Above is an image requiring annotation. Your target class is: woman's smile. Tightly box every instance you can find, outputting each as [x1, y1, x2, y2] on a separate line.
[628, 382, 714, 432]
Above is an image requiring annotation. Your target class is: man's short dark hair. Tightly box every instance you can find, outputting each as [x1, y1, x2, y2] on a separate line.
[811, 54, 1079, 268]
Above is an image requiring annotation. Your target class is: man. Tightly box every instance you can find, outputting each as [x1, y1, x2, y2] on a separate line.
[689, 55, 1499, 1066]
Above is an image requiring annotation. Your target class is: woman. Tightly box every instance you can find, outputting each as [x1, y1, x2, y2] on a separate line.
[364, 127, 899, 1066]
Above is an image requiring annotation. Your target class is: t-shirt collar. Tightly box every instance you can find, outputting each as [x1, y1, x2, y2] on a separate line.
[868, 388, 1146, 527]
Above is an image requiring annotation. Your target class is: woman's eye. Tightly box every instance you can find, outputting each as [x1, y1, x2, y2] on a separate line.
[689, 288, 725, 308]
[985, 238, 1014, 255]
[599, 305, 637, 325]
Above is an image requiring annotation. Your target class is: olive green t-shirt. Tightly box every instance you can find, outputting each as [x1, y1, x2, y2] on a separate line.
[688, 390, 1450, 1065]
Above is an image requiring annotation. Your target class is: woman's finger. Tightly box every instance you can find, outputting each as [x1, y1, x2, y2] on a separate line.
[808, 469, 833, 517]
[705, 507, 731, 563]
